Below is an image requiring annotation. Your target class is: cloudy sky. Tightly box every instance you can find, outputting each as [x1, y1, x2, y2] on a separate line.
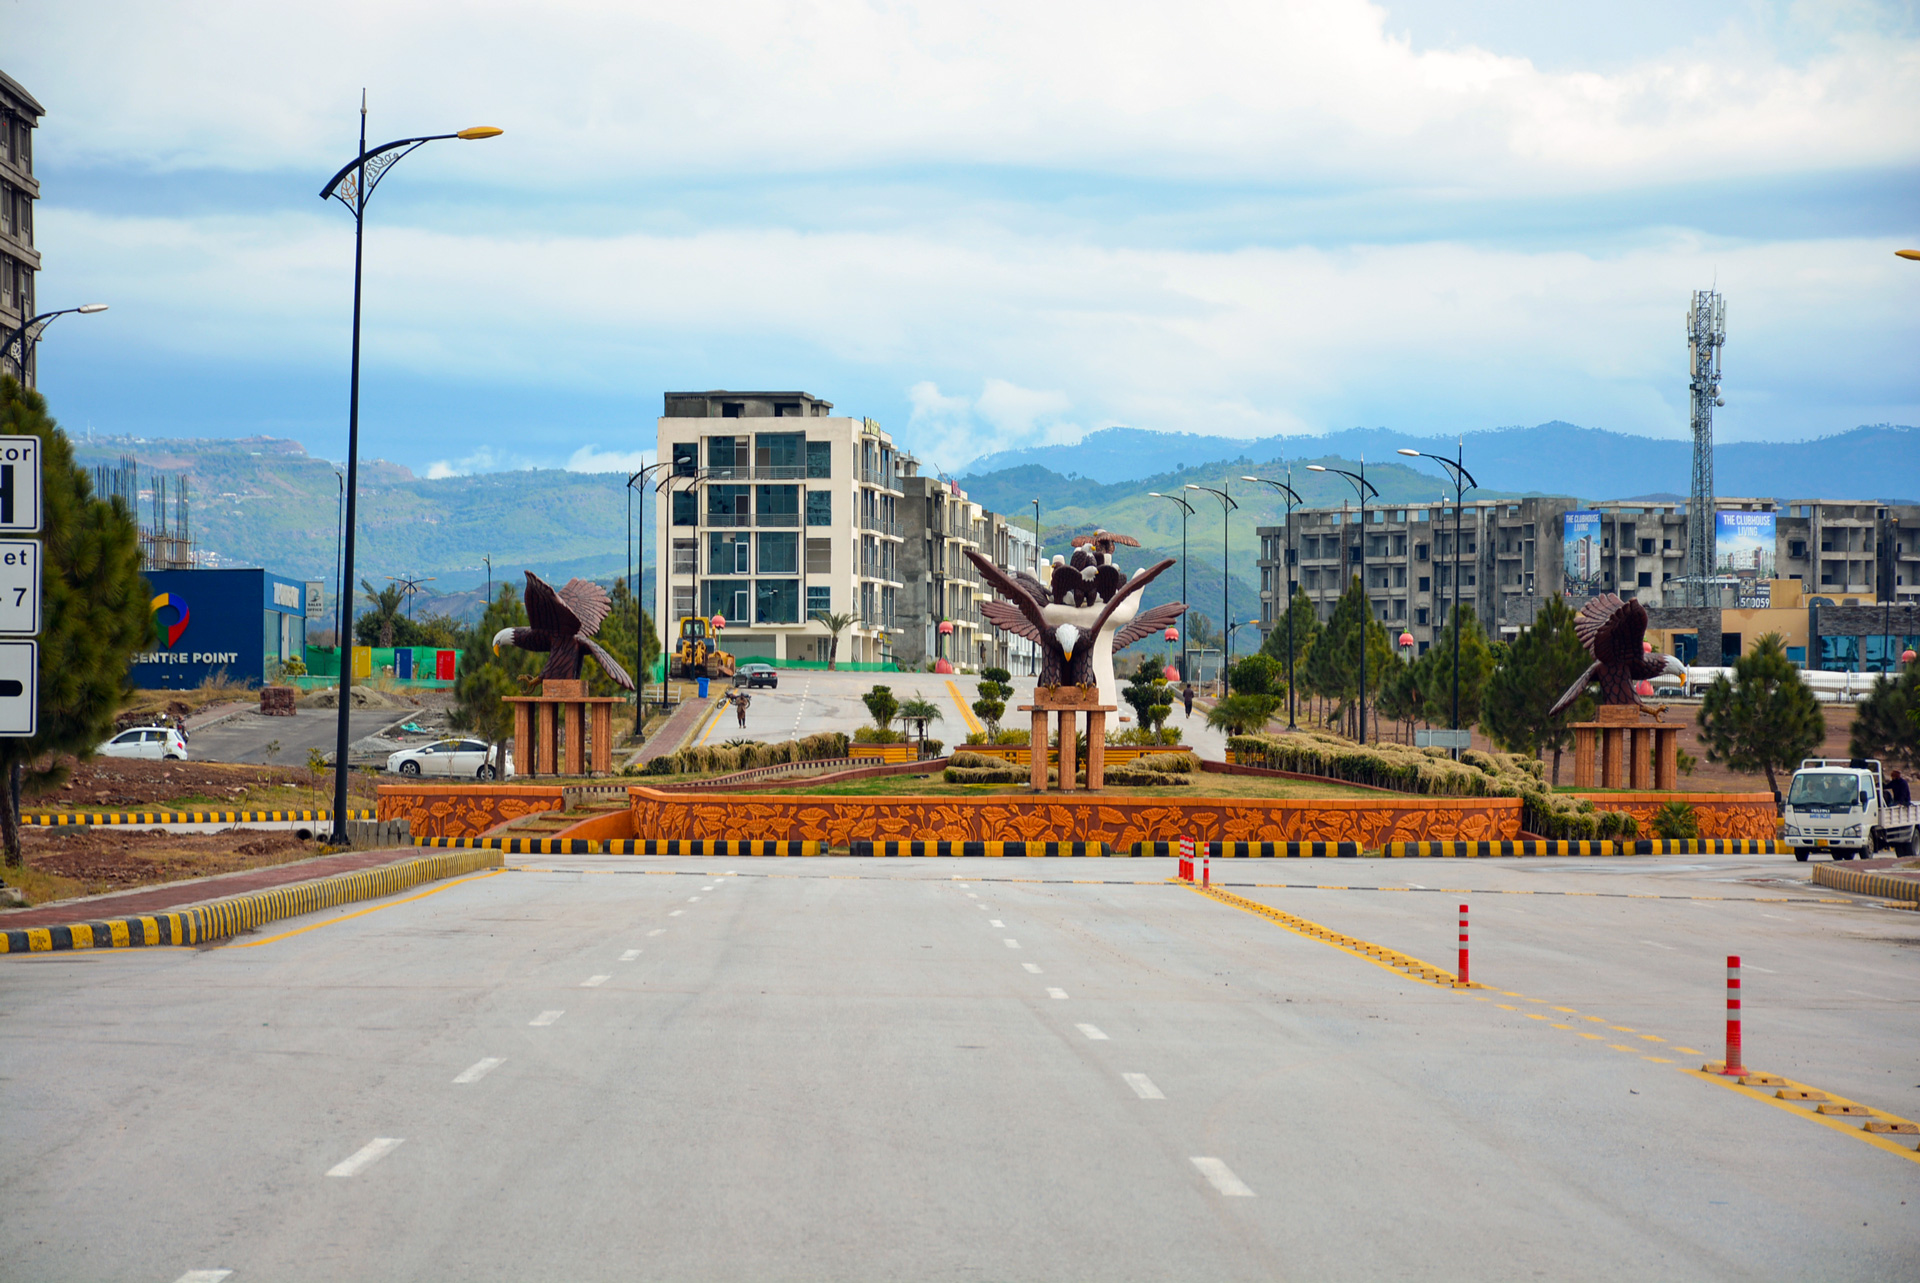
[12, 0, 1920, 477]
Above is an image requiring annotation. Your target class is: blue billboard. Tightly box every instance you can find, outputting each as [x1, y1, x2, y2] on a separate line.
[1562, 511, 1603, 602]
[130, 569, 307, 689]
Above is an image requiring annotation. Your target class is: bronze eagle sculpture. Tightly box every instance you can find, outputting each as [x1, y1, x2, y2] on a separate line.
[492, 571, 635, 690]
[1548, 593, 1686, 717]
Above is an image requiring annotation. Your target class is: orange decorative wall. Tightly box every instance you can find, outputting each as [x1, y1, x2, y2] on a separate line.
[378, 784, 567, 839]
[623, 788, 1520, 848]
[1574, 792, 1778, 839]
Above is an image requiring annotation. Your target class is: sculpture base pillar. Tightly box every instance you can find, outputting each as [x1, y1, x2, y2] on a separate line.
[1572, 705, 1679, 793]
[1018, 689, 1117, 794]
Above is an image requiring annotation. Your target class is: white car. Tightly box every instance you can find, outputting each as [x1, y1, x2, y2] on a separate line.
[386, 738, 514, 780]
[99, 726, 190, 761]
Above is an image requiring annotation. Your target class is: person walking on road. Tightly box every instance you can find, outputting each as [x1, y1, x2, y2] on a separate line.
[733, 689, 751, 728]
[1182, 683, 1194, 720]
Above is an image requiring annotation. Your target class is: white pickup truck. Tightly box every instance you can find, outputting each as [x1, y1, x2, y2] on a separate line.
[1782, 758, 1919, 862]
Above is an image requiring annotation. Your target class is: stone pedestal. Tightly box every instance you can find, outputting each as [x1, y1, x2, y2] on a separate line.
[504, 679, 626, 778]
[1572, 704, 1680, 791]
[1017, 687, 1118, 792]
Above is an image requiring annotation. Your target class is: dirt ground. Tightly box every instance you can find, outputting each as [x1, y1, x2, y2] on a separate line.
[29, 756, 380, 812]
[4, 828, 326, 905]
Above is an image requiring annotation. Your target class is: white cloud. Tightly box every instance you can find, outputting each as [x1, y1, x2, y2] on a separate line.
[12, 1, 1919, 191]
[424, 446, 527, 478]
[565, 445, 655, 474]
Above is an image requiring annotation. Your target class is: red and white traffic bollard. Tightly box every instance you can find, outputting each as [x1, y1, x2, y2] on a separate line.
[1178, 835, 1192, 882]
[1721, 955, 1747, 1075]
[1202, 846, 1210, 887]
[1457, 903, 1469, 987]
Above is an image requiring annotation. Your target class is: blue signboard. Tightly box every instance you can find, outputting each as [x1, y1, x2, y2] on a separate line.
[130, 569, 307, 689]
[1562, 511, 1603, 602]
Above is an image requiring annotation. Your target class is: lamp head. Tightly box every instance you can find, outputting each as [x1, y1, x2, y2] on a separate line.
[1147, 491, 1163, 498]
[1239, 475, 1259, 483]
[1183, 484, 1200, 491]
[77, 303, 109, 314]
[1897, 249, 1920, 261]
[457, 126, 504, 140]
[1397, 448, 1420, 457]
[1306, 464, 1328, 473]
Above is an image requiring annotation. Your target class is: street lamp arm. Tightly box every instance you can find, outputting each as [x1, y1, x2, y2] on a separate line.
[1397, 449, 1478, 492]
[1304, 465, 1378, 501]
[319, 128, 502, 209]
[1240, 476, 1302, 505]
[1147, 491, 1196, 515]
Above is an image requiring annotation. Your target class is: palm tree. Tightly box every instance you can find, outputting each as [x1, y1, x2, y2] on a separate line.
[898, 697, 944, 754]
[812, 610, 856, 670]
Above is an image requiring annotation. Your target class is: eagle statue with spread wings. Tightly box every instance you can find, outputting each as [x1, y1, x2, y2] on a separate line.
[1547, 593, 1686, 717]
[966, 528, 1186, 709]
[492, 571, 635, 690]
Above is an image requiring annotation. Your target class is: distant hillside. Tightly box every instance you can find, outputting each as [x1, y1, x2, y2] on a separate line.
[71, 435, 646, 623]
[962, 422, 1920, 502]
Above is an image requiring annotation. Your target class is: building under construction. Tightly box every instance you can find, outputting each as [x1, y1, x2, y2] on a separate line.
[93, 455, 198, 570]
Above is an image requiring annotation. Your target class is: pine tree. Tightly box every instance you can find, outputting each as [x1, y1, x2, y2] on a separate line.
[590, 576, 658, 700]
[1412, 602, 1495, 733]
[1698, 632, 1824, 796]
[1481, 596, 1594, 783]
[1849, 667, 1919, 771]
[0, 378, 152, 867]
[1303, 576, 1395, 739]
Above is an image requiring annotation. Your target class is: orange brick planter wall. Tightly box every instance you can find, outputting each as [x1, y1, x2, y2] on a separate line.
[378, 785, 567, 839]
[1572, 792, 1778, 840]
[622, 788, 1521, 849]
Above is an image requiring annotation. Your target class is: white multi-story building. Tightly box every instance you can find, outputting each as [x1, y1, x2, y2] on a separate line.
[655, 391, 902, 665]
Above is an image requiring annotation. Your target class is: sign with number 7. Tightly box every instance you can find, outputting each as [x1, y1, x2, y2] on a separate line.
[0, 539, 39, 637]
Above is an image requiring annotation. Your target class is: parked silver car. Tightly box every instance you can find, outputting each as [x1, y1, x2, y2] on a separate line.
[98, 726, 190, 761]
[385, 738, 514, 779]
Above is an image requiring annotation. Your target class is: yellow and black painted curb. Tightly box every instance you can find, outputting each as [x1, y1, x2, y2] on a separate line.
[0, 848, 501, 955]
[25, 809, 375, 827]
[416, 836, 826, 856]
[1379, 839, 1783, 857]
[853, 840, 1108, 858]
[1810, 863, 1920, 903]
[1133, 840, 1358, 858]
[1191, 882, 1466, 988]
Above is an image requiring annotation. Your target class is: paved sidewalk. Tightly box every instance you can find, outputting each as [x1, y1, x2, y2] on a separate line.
[1, 847, 422, 929]
[629, 694, 715, 766]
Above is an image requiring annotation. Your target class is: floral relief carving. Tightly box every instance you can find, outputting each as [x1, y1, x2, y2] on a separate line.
[378, 785, 567, 839]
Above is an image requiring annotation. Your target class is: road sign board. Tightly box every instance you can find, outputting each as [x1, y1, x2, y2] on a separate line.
[0, 540, 40, 635]
[0, 639, 36, 736]
[1415, 728, 1473, 749]
[0, 436, 41, 533]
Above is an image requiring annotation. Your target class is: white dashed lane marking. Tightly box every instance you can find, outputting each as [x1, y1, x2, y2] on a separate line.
[1191, 1157, 1254, 1196]
[620, 950, 640, 961]
[1076, 1024, 1109, 1041]
[1022, 963, 1042, 974]
[1003, 939, 1021, 949]
[669, 910, 685, 917]
[453, 1057, 505, 1084]
[648, 928, 665, 936]
[582, 975, 610, 987]
[174, 1272, 232, 1283]
[1046, 988, 1068, 1000]
[326, 1137, 404, 1178]
[1122, 1073, 1165, 1099]
[530, 1010, 564, 1026]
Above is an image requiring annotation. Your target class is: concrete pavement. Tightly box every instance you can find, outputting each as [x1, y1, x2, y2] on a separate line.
[187, 708, 410, 766]
[1, 852, 1914, 1279]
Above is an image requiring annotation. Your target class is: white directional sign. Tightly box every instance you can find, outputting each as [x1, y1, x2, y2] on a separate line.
[0, 640, 37, 736]
[0, 540, 40, 636]
[0, 436, 41, 533]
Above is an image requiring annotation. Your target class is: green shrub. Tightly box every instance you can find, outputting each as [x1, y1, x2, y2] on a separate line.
[853, 726, 907, 744]
[994, 728, 1031, 745]
[644, 730, 850, 777]
[1651, 800, 1699, 840]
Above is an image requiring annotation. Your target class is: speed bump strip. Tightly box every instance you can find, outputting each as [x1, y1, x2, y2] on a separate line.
[1189, 882, 1465, 988]
[26, 809, 374, 826]
[1132, 841, 1357, 858]
[415, 836, 825, 856]
[0, 848, 501, 954]
[1689, 1065, 1920, 1164]
[852, 840, 1108, 858]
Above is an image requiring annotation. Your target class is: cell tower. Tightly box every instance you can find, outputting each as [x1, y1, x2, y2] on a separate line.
[1682, 289, 1726, 606]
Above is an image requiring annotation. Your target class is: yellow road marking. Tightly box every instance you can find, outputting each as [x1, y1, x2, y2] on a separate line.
[233, 871, 503, 948]
[1686, 1070, 1920, 1164]
[945, 680, 985, 735]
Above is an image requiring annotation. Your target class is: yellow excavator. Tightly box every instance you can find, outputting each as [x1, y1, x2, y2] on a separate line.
[669, 615, 736, 680]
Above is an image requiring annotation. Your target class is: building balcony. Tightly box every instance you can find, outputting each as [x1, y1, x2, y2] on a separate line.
[757, 512, 801, 528]
[703, 512, 753, 528]
[859, 517, 902, 538]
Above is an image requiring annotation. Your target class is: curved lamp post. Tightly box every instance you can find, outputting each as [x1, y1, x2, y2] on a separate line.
[2, 303, 108, 387]
[628, 460, 671, 733]
[319, 101, 500, 844]
[1242, 473, 1303, 728]
[1398, 445, 1479, 757]
[655, 466, 715, 707]
[1147, 490, 1196, 682]
[1185, 482, 1238, 692]
[1306, 462, 1380, 743]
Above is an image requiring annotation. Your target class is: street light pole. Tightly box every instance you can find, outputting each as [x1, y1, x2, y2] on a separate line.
[1307, 462, 1380, 744]
[318, 99, 501, 844]
[1398, 444, 1478, 755]
[1147, 491, 1196, 681]
[1185, 483, 1239, 692]
[628, 460, 669, 734]
[1242, 474, 1303, 728]
[0, 303, 109, 388]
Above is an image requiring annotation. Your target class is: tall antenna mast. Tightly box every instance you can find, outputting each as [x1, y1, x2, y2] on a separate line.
[1683, 288, 1726, 606]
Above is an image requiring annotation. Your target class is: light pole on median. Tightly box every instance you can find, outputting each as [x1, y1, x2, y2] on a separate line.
[1241, 473, 1303, 729]
[1185, 482, 1238, 693]
[318, 97, 501, 843]
[1307, 461, 1380, 744]
[1, 303, 109, 388]
[1398, 444, 1479, 758]
[628, 460, 670, 734]
[1147, 490, 1196, 683]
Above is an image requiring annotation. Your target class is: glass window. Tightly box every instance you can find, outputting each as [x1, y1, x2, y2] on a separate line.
[708, 485, 750, 523]
[707, 435, 743, 470]
[807, 585, 831, 619]
[806, 490, 831, 526]
[806, 538, 832, 573]
[758, 531, 798, 574]
[807, 441, 832, 478]
[709, 532, 750, 574]
[671, 490, 696, 526]
[703, 579, 750, 622]
[1788, 773, 1861, 808]
[671, 442, 698, 476]
[756, 579, 800, 624]
[755, 433, 803, 477]
[757, 484, 798, 514]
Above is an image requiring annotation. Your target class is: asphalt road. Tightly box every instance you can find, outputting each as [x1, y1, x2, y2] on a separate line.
[1, 855, 1914, 1281]
[187, 709, 410, 766]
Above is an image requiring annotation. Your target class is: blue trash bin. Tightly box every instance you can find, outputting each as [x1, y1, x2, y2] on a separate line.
[697, 675, 710, 699]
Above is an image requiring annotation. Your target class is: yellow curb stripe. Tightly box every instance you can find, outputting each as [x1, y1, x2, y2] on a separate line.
[1190, 883, 1464, 989]
[945, 679, 986, 736]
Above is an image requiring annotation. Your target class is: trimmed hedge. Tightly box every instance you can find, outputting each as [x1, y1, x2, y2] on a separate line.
[1225, 730, 1637, 841]
[640, 731, 851, 777]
